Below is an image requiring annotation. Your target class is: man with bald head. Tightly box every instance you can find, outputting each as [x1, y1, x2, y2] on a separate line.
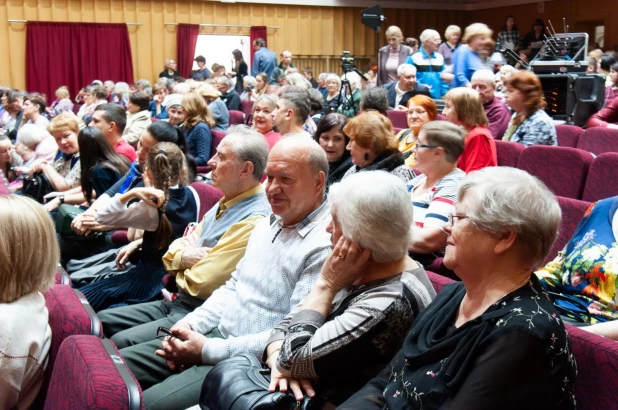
[274, 50, 295, 83]
[471, 69, 512, 139]
[121, 136, 332, 409]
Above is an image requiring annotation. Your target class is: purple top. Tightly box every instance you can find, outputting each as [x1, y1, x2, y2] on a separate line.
[484, 96, 512, 140]
[604, 87, 618, 108]
[50, 98, 75, 118]
[437, 42, 459, 66]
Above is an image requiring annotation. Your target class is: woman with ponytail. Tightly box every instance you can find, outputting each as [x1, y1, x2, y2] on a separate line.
[76, 142, 199, 311]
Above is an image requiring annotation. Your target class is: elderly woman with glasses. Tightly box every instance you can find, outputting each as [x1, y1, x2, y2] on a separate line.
[406, 121, 466, 267]
[340, 167, 577, 410]
[263, 171, 436, 406]
[395, 95, 437, 168]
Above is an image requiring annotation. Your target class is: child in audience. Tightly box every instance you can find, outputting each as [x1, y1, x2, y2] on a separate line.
[75, 142, 198, 311]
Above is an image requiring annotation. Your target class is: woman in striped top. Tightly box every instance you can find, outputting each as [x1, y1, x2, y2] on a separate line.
[407, 121, 467, 267]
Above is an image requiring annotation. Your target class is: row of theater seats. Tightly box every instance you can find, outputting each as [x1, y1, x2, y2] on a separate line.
[42, 266, 618, 409]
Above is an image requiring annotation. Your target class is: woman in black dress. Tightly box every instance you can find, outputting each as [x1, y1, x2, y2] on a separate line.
[230, 49, 248, 94]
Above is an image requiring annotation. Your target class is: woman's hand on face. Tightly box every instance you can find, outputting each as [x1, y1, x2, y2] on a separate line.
[320, 236, 371, 292]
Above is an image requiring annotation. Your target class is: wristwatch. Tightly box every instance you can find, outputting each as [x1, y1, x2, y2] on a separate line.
[58, 195, 65, 205]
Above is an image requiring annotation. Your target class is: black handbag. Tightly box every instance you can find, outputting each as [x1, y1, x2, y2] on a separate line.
[22, 172, 53, 203]
[199, 352, 321, 410]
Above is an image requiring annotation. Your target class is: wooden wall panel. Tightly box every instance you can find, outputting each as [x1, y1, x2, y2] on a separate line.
[2, 0, 615, 92]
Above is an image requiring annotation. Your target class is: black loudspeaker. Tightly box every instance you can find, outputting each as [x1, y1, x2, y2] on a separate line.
[537, 73, 605, 126]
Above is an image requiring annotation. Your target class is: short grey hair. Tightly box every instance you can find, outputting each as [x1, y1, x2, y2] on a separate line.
[459, 167, 561, 268]
[214, 76, 233, 87]
[471, 69, 496, 85]
[243, 76, 257, 89]
[397, 64, 417, 76]
[325, 73, 342, 89]
[114, 82, 130, 95]
[17, 124, 52, 150]
[173, 82, 191, 95]
[318, 73, 328, 81]
[329, 171, 412, 263]
[360, 87, 389, 115]
[225, 125, 270, 180]
[136, 79, 152, 89]
[420, 29, 440, 44]
[253, 94, 278, 113]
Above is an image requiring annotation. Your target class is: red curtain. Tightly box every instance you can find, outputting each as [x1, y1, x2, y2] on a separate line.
[26, 22, 134, 102]
[176, 24, 200, 78]
[250, 26, 267, 67]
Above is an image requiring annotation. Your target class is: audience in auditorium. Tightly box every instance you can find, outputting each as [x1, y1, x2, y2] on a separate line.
[285, 72, 312, 90]
[520, 19, 546, 60]
[313, 113, 352, 189]
[359, 87, 389, 116]
[603, 62, 618, 108]
[253, 72, 270, 99]
[115, 137, 331, 409]
[438, 25, 461, 67]
[406, 29, 445, 99]
[443, 87, 497, 173]
[150, 84, 169, 120]
[316, 72, 328, 98]
[537, 196, 618, 340]
[99, 127, 271, 362]
[29, 113, 81, 193]
[274, 50, 295, 83]
[598, 54, 616, 88]
[16, 124, 57, 163]
[587, 94, 618, 129]
[497, 15, 520, 54]
[502, 71, 557, 146]
[265, 171, 436, 405]
[302, 67, 319, 89]
[91, 104, 137, 162]
[67, 122, 186, 263]
[251, 38, 278, 83]
[21, 94, 50, 129]
[213, 76, 241, 112]
[0, 195, 57, 409]
[113, 82, 131, 108]
[342, 167, 577, 410]
[77, 84, 108, 120]
[307, 88, 326, 124]
[395, 95, 437, 168]
[123, 91, 152, 146]
[471, 69, 511, 139]
[382, 64, 431, 110]
[165, 95, 186, 127]
[181, 92, 214, 165]
[239, 76, 257, 101]
[451, 23, 493, 88]
[1, 90, 24, 140]
[191, 55, 212, 82]
[378, 26, 413, 86]
[76, 142, 197, 311]
[404, 37, 420, 54]
[251, 94, 281, 149]
[342, 111, 415, 183]
[197, 84, 229, 132]
[406, 121, 466, 267]
[272, 92, 311, 137]
[159, 59, 180, 80]
[323, 73, 341, 111]
[46, 86, 74, 118]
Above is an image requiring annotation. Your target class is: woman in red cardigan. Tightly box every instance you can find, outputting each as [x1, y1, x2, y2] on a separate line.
[442, 87, 497, 173]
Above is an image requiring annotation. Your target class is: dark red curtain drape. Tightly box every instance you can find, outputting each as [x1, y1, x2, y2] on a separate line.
[250, 26, 267, 67]
[26, 22, 134, 102]
[177, 24, 200, 78]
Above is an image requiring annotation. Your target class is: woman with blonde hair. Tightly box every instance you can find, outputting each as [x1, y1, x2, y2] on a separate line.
[46, 86, 74, 118]
[438, 25, 461, 66]
[443, 87, 497, 173]
[181, 92, 215, 165]
[0, 195, 58, 409]
[503, 71, 557, 146]
[451, 23, 493, 88]
[324, 74, 342, 112]
[378, 26, 413, 86]
[396, 95, 437, 167]
[255, 72, 269, 98]
[342, 110, 415, 183]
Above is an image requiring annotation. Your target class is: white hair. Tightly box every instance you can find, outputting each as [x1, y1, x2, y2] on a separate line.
[459, 167, 561, 268]
[325, 73, 342, 90]
[329, 171, 412, 263]
[224, 125, 270, 180]
[243, 76, 257, 88]
[172, 82, 191, 95]
[420, 29, 440, 44]
[471, 69, 496, 85]
[214, 76, 233, 87]
[114, 82, 130, 95]
[17, 124, 52, 150]
[318, 73, 328, 81]
[286, 72, 312, 89]
[342, 71, 362, 92]
[397, 64, 417, 76]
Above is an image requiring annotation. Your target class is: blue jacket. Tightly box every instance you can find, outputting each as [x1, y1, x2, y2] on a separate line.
[451, 45, 486, 88]
[251, 47, 278, 83]
[405, 48, 445, 99]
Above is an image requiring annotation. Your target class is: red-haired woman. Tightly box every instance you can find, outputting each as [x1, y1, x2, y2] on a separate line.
[395, 95, 437, 168]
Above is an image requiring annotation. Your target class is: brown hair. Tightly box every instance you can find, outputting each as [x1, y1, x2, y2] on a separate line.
[0, 195, 58, 302]
[147, 142, 186, 250]
[343, 111, 398, 154]
[504, 70, 546, 123]
[444, 87, 488, 128]
[181, 92, 215, 129]
[407, 95, 438, 121]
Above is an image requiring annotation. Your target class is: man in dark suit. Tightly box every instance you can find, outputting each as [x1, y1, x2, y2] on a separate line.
[381, 64, 431, 110]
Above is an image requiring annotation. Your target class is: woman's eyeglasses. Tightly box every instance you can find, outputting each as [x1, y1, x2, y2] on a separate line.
[447, 213, 471, 227]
